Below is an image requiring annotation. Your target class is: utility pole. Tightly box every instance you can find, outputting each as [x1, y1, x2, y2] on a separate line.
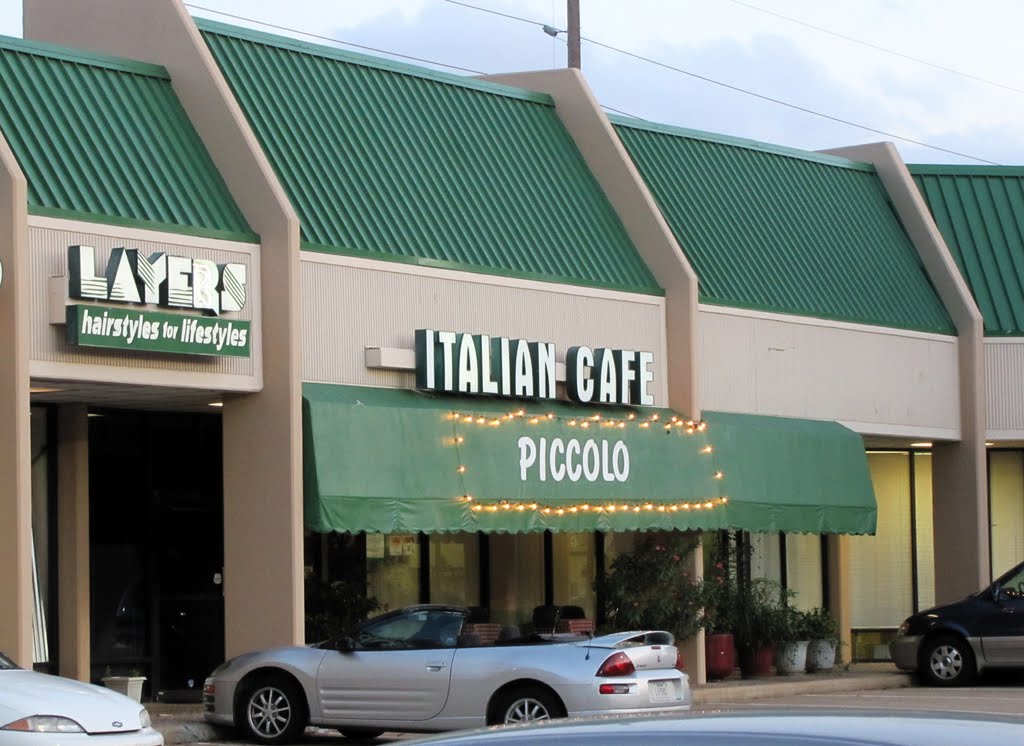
[567, 0, 581, 69]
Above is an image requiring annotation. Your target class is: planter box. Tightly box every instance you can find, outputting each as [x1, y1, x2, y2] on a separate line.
[101, 676, 146, 702]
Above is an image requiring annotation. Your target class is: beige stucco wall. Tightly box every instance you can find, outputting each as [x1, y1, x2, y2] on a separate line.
[699, 306, 959, 438]
[0, 131, 33, 666]
[26, 0, 305, 657]
[301, 253, 669, 402]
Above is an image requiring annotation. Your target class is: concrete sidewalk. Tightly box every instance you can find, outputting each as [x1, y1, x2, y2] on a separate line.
[150, 665, 913, 744]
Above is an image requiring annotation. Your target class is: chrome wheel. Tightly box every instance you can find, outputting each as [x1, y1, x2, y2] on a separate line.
[928, 643, 964, 681]
[503, 696, 552, 724]
[247, 685, 293, 739]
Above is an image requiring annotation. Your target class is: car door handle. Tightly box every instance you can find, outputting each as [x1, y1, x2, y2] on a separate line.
[426, 662, 448, 671]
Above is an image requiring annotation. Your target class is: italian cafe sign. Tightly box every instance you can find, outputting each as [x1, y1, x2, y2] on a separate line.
[415, 328, 655, 405]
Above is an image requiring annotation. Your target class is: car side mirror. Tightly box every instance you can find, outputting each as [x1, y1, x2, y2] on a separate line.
[991, 585, 1005, 603]
[335, 636, 356, 652]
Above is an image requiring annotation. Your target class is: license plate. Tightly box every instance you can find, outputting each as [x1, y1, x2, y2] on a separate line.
[648, 679, 676, 703]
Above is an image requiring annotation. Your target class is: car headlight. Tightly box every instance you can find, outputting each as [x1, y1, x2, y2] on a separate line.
[139, 708, 152, 728]
[1, 715, 86, 733]
[897, 621, 910, 636]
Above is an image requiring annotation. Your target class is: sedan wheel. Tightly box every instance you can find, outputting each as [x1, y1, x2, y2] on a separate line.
[491, 687, 565, 726]
[241, 675, 308, 744]
[921, 635, 976, 687]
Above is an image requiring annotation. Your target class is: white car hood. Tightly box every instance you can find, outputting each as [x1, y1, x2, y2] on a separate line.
[0, 670, 144, 734]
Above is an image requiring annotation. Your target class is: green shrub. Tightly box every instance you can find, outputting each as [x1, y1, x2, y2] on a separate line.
[305, 575, 379, 642]
[596, 533, 703, 643]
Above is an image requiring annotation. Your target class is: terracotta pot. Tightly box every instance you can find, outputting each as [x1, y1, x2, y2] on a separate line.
[739, 644, 775, 678]
[704, 632, 736, 680]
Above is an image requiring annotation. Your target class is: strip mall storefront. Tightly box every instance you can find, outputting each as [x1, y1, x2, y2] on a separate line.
[5, 0, 1019, 701]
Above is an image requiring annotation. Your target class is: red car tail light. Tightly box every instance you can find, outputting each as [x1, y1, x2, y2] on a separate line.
[596, 651, 636, 677]
[599, 683, 631, 694]
[675, 651, 685, 671]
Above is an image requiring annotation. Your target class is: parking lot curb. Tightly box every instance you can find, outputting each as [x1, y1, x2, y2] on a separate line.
[156, 719, 227, 745]
[692, 672, 913, 705]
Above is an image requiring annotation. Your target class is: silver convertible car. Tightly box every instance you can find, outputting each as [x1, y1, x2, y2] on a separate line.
[203, 605, 690, 743]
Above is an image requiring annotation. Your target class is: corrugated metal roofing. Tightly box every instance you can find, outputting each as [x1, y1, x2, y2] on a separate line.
[0, 35, 254, 241]
[910, 165, 1024, 336]
[613, 118, 955, 334]
[199, 20, 660, 294]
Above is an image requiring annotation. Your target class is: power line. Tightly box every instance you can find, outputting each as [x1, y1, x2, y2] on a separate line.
[580, 36, 999, 165]
[185, 3, 486, 75]
[725, 0, 1024, 96]
[444, 0, 1000, 165]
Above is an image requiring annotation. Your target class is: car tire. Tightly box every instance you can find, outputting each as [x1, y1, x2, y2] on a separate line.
[920, 634, 976, 687]
[240, 674, 308, 744]
[338, 729, 385, 740]
[489, 686, 565, 726]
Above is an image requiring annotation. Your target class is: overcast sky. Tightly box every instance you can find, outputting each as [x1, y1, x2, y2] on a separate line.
[3, 1, 1022, 165]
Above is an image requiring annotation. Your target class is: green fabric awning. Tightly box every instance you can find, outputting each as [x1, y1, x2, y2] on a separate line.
[303, 384, 876, 536]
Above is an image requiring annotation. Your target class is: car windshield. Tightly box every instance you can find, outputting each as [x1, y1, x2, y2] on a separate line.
[997, 564, 1024, 599]
[0, 652, 19, 670]
[355, 609, 464, 650]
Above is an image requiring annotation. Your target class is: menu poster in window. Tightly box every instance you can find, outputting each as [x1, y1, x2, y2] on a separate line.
[388, 534, 417, 557]
[366, 534, 385, 559]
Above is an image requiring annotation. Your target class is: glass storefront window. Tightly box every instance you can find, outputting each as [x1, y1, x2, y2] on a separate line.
[914, 453, 935, 611]
[749, 533, 782, 583]
[429, 534, 479, 607]
[785, 534, 822, 611]
[990, 451, 1024, 578]
[552, 532, 595, 619]
[367, 534, 420, 613]
[850, 453, 914, 629]
[488, 533, 544, 628]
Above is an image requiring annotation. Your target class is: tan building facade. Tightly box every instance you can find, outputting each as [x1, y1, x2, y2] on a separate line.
[0, 0, 1012, 700]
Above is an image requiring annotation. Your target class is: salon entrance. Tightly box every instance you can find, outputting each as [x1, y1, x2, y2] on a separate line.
[89, 409, 224, 701]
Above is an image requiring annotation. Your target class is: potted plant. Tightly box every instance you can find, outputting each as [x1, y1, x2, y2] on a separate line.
[597, 533, 703, 662]
[773, 606, 810, 675]
[803, 606, 839, 672]
[735, 577, 788, 678]
[100, 667, 146, 702]
[699, 560, 739, 680]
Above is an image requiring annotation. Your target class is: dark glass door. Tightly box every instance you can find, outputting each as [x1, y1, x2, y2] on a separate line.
[89, 410, 224, 701]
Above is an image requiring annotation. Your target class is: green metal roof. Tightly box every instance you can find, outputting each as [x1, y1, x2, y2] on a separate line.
[910, 164, 1024, 336]
[613, 117, 955, 334]
[199, 20, 660, 294]
[0, 35, 254, 242]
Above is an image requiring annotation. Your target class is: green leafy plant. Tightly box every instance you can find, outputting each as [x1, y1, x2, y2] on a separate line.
[698, 558, 740, 635]
[802, 606, 839, 643]
[734, 577, 791, 649]
[596, 534, 703, 642]
[305, 574, 379, 642]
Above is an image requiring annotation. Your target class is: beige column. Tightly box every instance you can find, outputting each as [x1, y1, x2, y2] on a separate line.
[480, 69, 706, 683]
[0, 130, 32, 667]
[57, 405, 90, 681]
[823, 142, 988, 602]
[480, 69, 700, 419]
[826, 535, 851, 664]
[26, 0, 304, 656]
